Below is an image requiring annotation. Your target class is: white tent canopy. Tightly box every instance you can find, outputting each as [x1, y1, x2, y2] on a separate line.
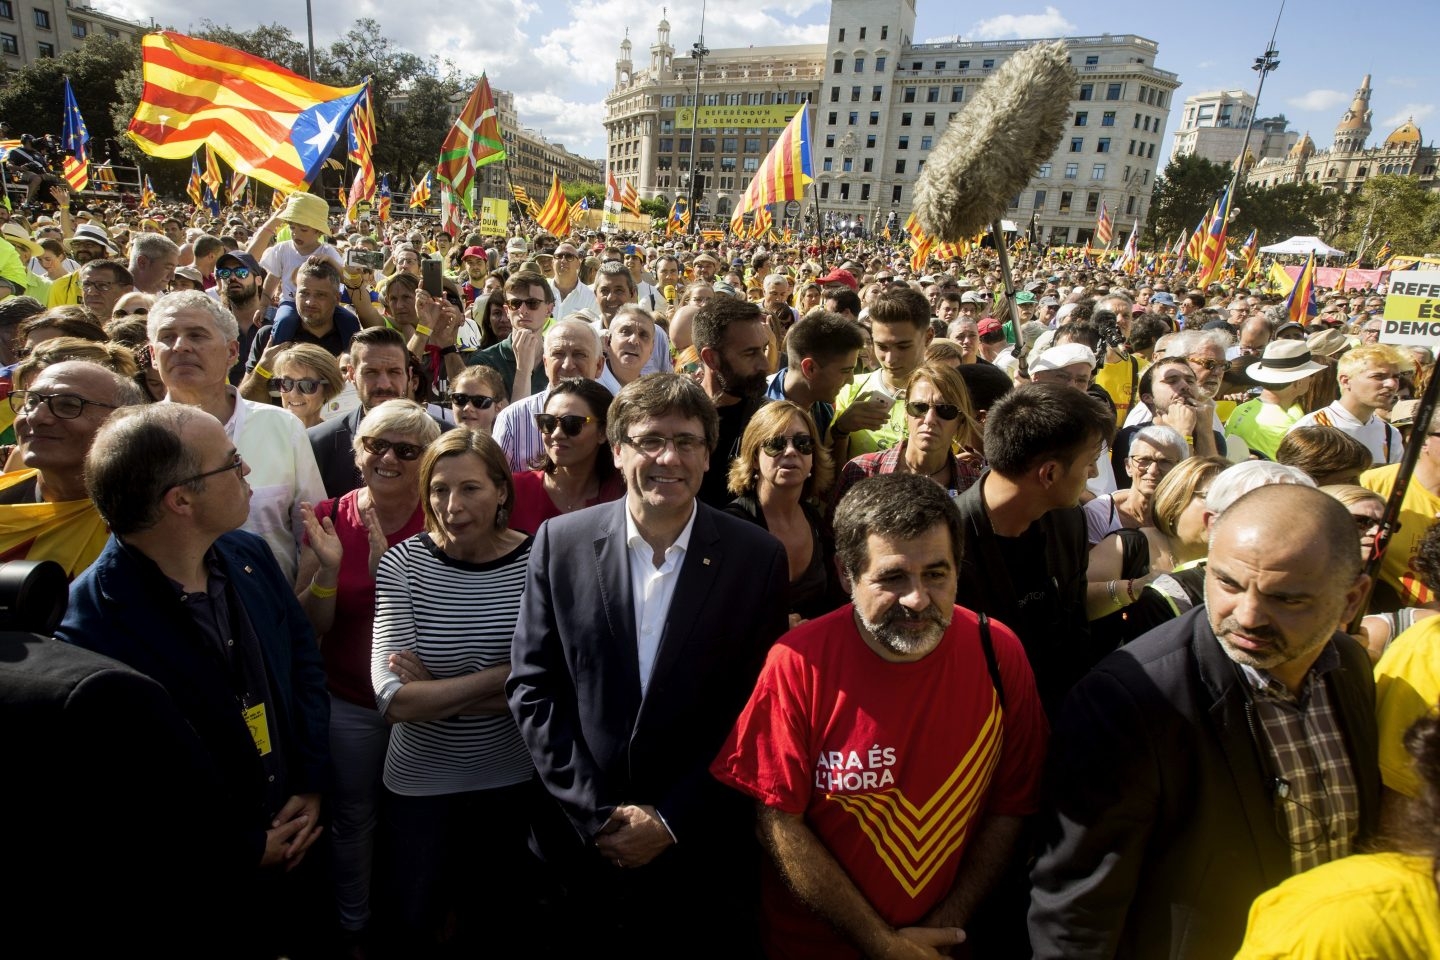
[1258, 236, 1347, 257]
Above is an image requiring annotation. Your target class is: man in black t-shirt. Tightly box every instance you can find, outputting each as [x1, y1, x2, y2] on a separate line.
[693, 297, 771, 506]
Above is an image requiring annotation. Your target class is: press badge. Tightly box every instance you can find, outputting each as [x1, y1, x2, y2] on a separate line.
[244, 703, 273, 756]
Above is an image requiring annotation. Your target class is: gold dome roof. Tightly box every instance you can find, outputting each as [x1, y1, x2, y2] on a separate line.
[1289, 133, 1315, 159]
[1386, 118, 1422, 146]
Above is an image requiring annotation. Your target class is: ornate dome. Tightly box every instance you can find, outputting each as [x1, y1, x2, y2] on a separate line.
[1386, 118, 1422, 147]
[1289, 133, 1315, 159]
[1335, 74, 1373, 132]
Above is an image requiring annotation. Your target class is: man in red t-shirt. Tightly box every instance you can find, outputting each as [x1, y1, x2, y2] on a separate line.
[713, 474, 1049, 960]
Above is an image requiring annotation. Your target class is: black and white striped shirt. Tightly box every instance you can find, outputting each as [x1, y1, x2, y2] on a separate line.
[372, 533, 535, 796]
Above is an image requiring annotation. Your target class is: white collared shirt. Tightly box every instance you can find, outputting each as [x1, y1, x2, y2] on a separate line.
[1290, 399, 1404, 465]
[625, 501, 698, 694]
[551, 279, 599, 320]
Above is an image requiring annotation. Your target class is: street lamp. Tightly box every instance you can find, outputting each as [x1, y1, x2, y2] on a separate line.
[687, 1, 709, 236]
[1224, 3, 1283, 222]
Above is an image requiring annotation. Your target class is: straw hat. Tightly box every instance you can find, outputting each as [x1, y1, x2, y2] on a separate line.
[65, 224, 120, 256]
[278, 192, 332, 236]
[1245, 340, 1327, 386]
[1, 223, 41, 259]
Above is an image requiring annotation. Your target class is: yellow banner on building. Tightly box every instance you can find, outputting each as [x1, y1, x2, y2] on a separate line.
[479, 197, 509, 235]
[674, 104, 803, 130]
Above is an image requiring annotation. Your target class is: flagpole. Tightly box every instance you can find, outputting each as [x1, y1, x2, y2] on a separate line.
[1224, 0, 1284, 229]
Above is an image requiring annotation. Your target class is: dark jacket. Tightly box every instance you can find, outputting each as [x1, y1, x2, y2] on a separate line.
[1029, 607, 1381, 960]
[308, 405, 451, 499]
[723, 492, 846, 620]
[954, 471, 1092, 712]
[56, 531, 331, 871]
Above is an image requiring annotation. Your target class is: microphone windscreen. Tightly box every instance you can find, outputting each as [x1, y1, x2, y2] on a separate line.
[915, 41, 1076, 242]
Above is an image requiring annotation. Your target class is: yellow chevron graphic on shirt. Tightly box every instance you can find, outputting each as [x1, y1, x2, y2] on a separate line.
[827, 696, 1002, 898]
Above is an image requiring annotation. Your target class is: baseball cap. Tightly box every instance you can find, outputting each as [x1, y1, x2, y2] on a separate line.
[1015, 291, 1037, 304]
[817, 268, 859, 292]
[506, 237, 529, 256]
[461, 245, 489, 261]
[977, 317, 1003, 338]
[1030, 343, 1097, 373]
[216, 250, 263, 276]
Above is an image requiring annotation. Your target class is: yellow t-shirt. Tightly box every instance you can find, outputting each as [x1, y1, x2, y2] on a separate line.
[1361, 463, 1440, 607]
[833, 370, 907, 456]
[1094, 354, 1149, 426]
[1236, 852, 1440, 959]
[1374, 616, 1440, 798]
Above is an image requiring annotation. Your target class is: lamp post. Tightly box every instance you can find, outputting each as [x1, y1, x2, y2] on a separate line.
[687, 1, 709, 236]
[1224, 2, 1284, 224]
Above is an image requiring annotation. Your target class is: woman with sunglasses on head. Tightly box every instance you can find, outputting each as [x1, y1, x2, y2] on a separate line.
[507, 378, 622, 535]
[830, 362, 983, 508]
[725, 400, 845, 625]
[268, 342, 344, 429]
[447, 366, 508, 436]
[371, 429, 546, 952]
[294, 400, 440, 945]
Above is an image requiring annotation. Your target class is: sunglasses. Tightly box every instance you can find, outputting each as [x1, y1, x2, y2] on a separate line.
[360, 436, 425, 461]
[506, 297, 546, 310]
[760, 433, 815, 456]
[1186, 355, 1230, 373]
[112, 306, 148, 317]
[554, 253, 580, 261]
[216, 267, 252, 280]
[535, 413, 597, 437]
[905, 401, 961, 421]
[450, 392, 496, 410]
[269, 376, 323, 395]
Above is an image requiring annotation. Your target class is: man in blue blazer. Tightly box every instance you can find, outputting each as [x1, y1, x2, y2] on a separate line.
[508, 373, 790, 955]
[57, 403, 330, 954]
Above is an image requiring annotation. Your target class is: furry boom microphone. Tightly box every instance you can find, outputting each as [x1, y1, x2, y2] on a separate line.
[914, 40, 1074, 241]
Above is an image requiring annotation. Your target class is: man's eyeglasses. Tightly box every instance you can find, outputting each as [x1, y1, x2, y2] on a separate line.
[1186, 355, 1230, 373]
[360, 436, 425, 461]
[8, 390, 117, 420]
[1128, 455, 1175, 474]
[622, 434, 708, 456]
[535, 413, 596, 437]
[760, 433, 815, 456]
[269, 376, 324, 396]
[169, 453, 245, 490]
[216, 267, 252, 281]
[554, 253, 580, 261]
[505, 297, 546, 311]
[905, 400, 961, 421]
[450, 393, 496, 410]
[80, 279, 114, 292]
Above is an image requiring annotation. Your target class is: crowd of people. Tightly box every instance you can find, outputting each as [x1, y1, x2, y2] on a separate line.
[3, 185, 1440, 960]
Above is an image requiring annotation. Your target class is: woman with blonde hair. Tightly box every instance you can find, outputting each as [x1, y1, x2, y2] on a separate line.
[725, 400, 843, 623]
[269, 342, 344, 429]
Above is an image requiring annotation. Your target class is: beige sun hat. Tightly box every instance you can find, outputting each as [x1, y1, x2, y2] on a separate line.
[278, 192, 332, 236]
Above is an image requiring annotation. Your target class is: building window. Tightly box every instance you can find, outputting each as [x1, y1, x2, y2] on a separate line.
[744, 138, 761, 153]
[854, 57, 865, 73]
[1085, 55, 1099, 65]
[720, 157, 737, 172]
[903, 88, 916, 103]
[982, 59, 995, 69]
[848, 111, 858, 125]
[1147, 143, 1155, 159]
[33, 6, 48, 28]
[823, 157, 833, 172]
[820, 182, 830, 199]
[881, 26, 888, 40]
[927, 87, 939, 102]
[861, 183, 871, 201]
[1059, 191, 1072, 214]
[895, 159, 906, 174]
[1092, 163, 1106, 179]
[1037, 163, 1052, 178]
[36, 40, 52, 56]
[1126, 195, 1137, 215]
[875, 56, 886, 72]
[0, 2, 11, 19]
[830, 87, 840, 102]
[920, 136, 932, 150]
[1097, 138, 1111, 153]
[842, 158, 853, 172]
[1086, 192, 1100, 213]
[743, 157, 759, 172]
[0, 32, 15, 54]
[749, 92, 765, 105]
[935, 61, 946, 70]
[726, 93, 742, 106]
[1070, 137, 1083, 152]
[834, 57, 843, 74]
[951, 88, 963, 103]
[851, 86, 861, 102]
[923, 113, 935, 126]
[865, 134, 875, 148]
[869, 111, 880, 125]
[859, 27, 866, 40]
[659, 138, 674, 152]
[1075, 112, 1088, 126]
[900, 113, 912, 127]
[660, 95, 675, 108]
[1079, 83, 1093, 101]
[678, 138, 691, 153]
[837, 28, 845, 42]
[958, 60, 970, 70]
[1033, 189, 1047, 209]
[863, 158, 873, 172]
[825, 134, 835, 148]
[1106, 82, 1122, 100]
[872, 85, 883, 102]
[722, 137, 737, 152]
[897, 136, 909, 149]
[827, 112, 837, 125]
[1102, 111, 1116, 127]
[699, 138, 716, 152]
[1064, 163, 1078, 178]
[71, 18, 86, 37]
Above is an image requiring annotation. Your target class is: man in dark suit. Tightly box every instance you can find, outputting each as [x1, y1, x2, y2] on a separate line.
[1029, 484, 1381, 960]
[508, 373, 789, 955]
[309, 325, 448, 498]
[56, 403, 331, 957]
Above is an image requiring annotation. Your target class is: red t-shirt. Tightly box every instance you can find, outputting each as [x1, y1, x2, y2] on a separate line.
[315, 490, 425, 707]
[507, 469, 626, 535]
[712, 604, 1049, 960]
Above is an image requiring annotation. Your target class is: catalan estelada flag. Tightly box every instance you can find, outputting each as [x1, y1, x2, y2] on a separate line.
[408, 172, 431, 209]
[62, 77, 89, 167]
[1237, 229, 1259, 286]
[140, 174, 157, 207]
[127, 31, 367, 194]
[621, 178, 641, 217]
[1374, 240, 1393, 268]
[228, 170, 248, 205]
[346, 85, 376, 203]
[535, 171, 570, 237]
[1194, 186, 1230, 288]
[1094, 201, 1113, 247]
[187, 154, 204, 207]
[730, 106, 811, 233]
[667, 197, 689, 236]
[376, 175, 392, 222]
[1283, 252, 1318, 324]
[201, 144, 223, 196]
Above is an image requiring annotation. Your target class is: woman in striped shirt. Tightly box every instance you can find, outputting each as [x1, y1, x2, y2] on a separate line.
[371, 429, 541, 952]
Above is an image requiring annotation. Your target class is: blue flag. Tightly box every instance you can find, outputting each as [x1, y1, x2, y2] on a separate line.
[63, 77, 89, 165]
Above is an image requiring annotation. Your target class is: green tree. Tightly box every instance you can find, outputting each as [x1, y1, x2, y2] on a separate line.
[562, 182, 604, 206]
[195, 21, 309, 75]
[1232, 181, 1328, 244]
[640, 196, 670, 218]
[1146, 154, 1229, 246]
[1332, 174, 1439, 255]
[0, 36, 140, 160]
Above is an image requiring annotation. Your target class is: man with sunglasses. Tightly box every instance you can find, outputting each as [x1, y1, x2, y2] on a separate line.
[1032, 484, 1380, 960]
[490, 318, 605, 472]
[466, 270, 554, 402]
[216, 251, 268, 386]
[58, 403, 332, 955]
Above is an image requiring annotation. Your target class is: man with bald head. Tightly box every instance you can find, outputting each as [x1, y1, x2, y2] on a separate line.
[1031, 483, 1381, 960]
[491, 316, 606, 471]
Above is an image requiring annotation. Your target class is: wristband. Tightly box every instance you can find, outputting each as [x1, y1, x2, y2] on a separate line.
[416, 324, 433, 337]
[1183, 434, 1194, 445]
[1125, 579, 1137, 602]
[1107, 580, 1121, 607]
[440, 346, 458, 356]
[308, 581, 338, 599]
[253, 364, 273, 380]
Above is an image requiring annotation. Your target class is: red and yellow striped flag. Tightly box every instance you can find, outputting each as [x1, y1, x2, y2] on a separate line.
[621, 179, 641, 217]
[730, 107, 812, 232]
[61, 155, 88, 191]
[346, 85, 376, 203]
[534, 171, 570, 237]
[202, 144, 223, 196]
[127, 31, 367, 194]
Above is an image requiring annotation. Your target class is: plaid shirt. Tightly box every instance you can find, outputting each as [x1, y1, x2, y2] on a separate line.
[1242, 642, 1361, 874]
[831, 442, 984, 508]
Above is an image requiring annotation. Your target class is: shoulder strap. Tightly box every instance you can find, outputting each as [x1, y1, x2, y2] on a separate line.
[978, 612, 1006, 711]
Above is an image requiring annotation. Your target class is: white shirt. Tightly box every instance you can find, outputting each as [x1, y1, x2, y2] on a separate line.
[1291, 399, 1404, 465]
[625, 501, 697, 694]
[259, 241, 342, 301]
[550, 278, 599, 321]
[493, 389, 550, 472]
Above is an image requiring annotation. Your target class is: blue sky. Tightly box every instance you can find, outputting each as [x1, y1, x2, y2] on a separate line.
[98, 0, 1436, 167]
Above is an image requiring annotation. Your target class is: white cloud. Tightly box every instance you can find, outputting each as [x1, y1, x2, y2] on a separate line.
[968, 6, 1076, 41]
[1195, 60, 1215, 69]
[1286, 89, 1349, 112]
[1381, 104, 1434, 128]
